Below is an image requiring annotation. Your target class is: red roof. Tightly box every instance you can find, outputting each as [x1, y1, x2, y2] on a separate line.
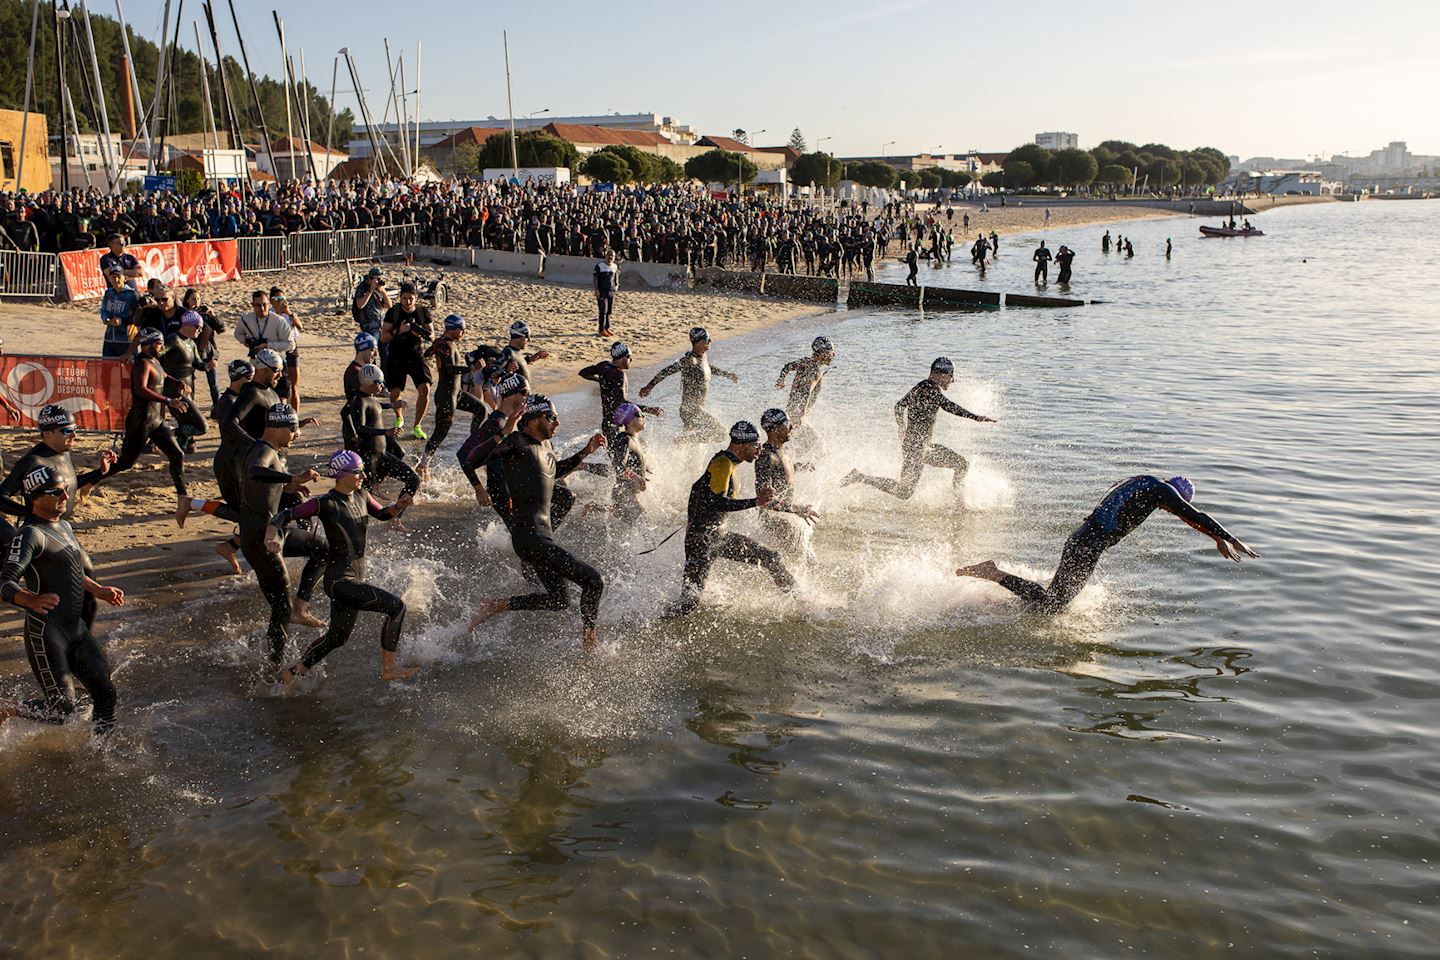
[430, 126, 508, 150]
[543, 123, 670, 147]
[271, 136, 347, 157]
[698, 135, 752, 153]
[975, 152, 1008, 164]
[756, 145, 801, 164]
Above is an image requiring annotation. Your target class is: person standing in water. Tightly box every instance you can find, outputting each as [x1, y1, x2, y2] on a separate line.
[774, 336, 835, 428]
[607, 402, 652, 524]
[1102, 230, 1111, 253]
[269, 450, 418, 688]
[842, 357, 995, 500]
[1055, 245, 1075, 285]
[638, 327, 738, 443]
[578, 341, 664, 446]
[1033, 241, 1052, 284]
[956, 474, 1259, 612]
[418, 314, 469, 478]
[1165, 238, 1173, 259]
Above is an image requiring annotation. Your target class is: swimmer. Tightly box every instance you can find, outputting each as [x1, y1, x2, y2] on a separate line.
[638, 326, 738, 443]
[773, 336, 834, 427]
[341, 364, 421, 499]
[608, 402, 652, 523]
[198, 358, 256, 572]
[666, 420, 795, 618]
[269, 450, 418, 687]
[465, 395, 608, 650]
[0, 469, 125, 735]
[842, 357, 995, 500]
[578, 341, 664, 446]
[0, 405, 116, 547]
[418, 314, 468, 477]
[501, 321, 549, 387]
[460, 371, 528, 514]
[104, 328, 191, 523]
[956, 475, 1260, 612]
[755, 408, 820, 554]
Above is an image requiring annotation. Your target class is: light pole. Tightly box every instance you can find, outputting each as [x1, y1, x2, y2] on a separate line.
[882, 140, 895, 159]
[817, 136, 832, 205]
[526, 107, 550, 126]
[738, 128, 765, 197]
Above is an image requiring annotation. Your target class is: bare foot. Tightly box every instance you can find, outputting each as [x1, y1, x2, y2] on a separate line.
[955, 560, 1001, 581]
[291, 601, 326, 629]
[580, 628, 600, 653]
[278, 661, 307, 694]
[840, 469, 861, 487]
[216, 540, 241, 575]
[381, 651, 420, 681]
[416, 457, 431, 483]
[467, 597, 506, 631]
[176, 495, 191, 528]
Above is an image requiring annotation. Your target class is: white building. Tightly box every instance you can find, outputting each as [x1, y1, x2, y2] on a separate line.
[1035, 131, 1078, 150]
[351, 112, 698, 159]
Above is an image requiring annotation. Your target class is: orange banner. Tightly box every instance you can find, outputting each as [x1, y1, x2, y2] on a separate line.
[58, 239, 242, 302]
[0, 355, 131, 432]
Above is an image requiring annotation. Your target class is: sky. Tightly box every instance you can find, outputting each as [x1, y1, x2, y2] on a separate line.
[111, 0, 1439, 160]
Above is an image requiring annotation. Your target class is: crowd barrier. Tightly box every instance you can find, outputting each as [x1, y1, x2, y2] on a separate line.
[0, 249, 61, 299]
[473, 249, 544, 276]
[239, 235, 287, 273]
[624, 260, 692, 290]
[411, 245, 473, 267]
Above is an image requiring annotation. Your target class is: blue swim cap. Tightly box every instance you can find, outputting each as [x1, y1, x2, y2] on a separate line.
[354, 332, 377, 352]
[443, 314, 466, 331]
[1167, 476, 1195, 502]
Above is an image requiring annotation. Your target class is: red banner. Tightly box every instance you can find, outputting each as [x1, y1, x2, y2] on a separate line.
[58, 239, 241, 302]
[0, 355, 130, 432]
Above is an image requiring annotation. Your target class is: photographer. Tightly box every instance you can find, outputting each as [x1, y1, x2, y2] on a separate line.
[352, 267, 391, 366]
[234, 290, 297, 402]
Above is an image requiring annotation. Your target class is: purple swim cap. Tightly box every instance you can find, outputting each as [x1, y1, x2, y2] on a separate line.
[1167, 476, 1195, 502]
[327, 449, 365, 477]
[612, 402, 641, 427]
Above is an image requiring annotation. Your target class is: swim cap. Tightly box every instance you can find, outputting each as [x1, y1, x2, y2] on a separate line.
[21, 465, 62, 498]
[137, 328, 164, 346]
[931, 356, 954, 375]
[325, 449, 365, 477]
[180, 310, 202, 328]
[443, 313, 466, 331]
[253, 348, 283, 370]
[612, 402, 642, 426]
[812, 335, 833, 353]
[358, 363, 385, 385]
[499, 373, 529, 398]
[1167, 476, 1195, 502]
[227, 358, 254, 380]
[729, 420, 759, 444]
[610, 341, 630, 360]
[523, 394, 554, 419]
[266, 403, 299, 428]
[509, 320, 530, 339]
[37, 404, 76, 431]
[353, 332, 377, 352]
[760, 408, 789, 431]
[689, 326, 710, 343]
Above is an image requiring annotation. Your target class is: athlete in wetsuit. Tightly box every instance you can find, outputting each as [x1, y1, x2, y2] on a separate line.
[754, 408, 820, 552]
[956, 475, 1260, 612]
[460, 372, 528, 513]
[638, 327, 738, 442]
[668, 420, 795, 617]
[342, 364, 421, 498]
[160, 311, 209, 452]
[1033, 241, 1052, 283]
[237, 404, 326, 665]
[0, 405, 114, 548]
[418, 314, 468, 475]
[608, 402, 652, 523]
[578, 341, 663, 445]
[270, 449, 418, 687]
[0, 469, 125, 735]
[465, 395, 608, 650]
[106, 328, 190, 522]
[501, 320, 549, 389]
[1055, 245, 1075, 284]
[774, 336, 835, 426]
[342, 333, 381, 448]
[218, 348, 285, 504]
[842, 357, 995, 499]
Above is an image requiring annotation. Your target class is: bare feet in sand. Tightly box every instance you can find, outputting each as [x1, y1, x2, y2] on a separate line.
[176, 495, 191, 528]
[381, 650, 419, 682]
[581, 628, 600, 653]
[216, 541, 241, 575]
[291, 600, 326, 629]
[467, 597, 507, 631]
[955, 560, 1002, 581]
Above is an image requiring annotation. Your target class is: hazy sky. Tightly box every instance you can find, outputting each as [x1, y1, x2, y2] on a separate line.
[113, 0, 1437, 159]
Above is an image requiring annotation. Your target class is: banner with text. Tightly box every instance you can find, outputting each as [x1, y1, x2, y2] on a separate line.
[0, 355, 130, 431]
[58, 239, 241, 302]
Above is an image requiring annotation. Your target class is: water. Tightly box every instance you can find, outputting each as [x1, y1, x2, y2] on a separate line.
[3, 201, 1438, 958]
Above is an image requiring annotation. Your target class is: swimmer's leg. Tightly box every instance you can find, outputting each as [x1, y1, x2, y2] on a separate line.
[924, 443, 970, 490]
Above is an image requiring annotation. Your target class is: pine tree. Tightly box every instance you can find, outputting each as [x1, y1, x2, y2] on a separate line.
[788, 128, 806, 152]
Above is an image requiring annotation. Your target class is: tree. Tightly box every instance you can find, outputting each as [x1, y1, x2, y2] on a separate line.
[582, 151, 632, 185]
[788, 128, 807, 152]
[792, 151, 839, 188]
[591, 144, 657, 181]
[1052, 147, 1098, 188]
[980, 170, 1006, 190]
[1002, 159, 1035, 188]
[938, 168, 975, 189]
[1144, 158, 1181, 188]
[1096, 164, 1134, 187]
[684, 149, 756, 186]
[447, 142, 480, 176]
[174, 168, 206, 196]
[651, 156, 685, 183]
[849, 160, 899, 189]
[476, 131, 580, 172]
[1004, 143, 1053, 184]
[732, 128, 749, 145]
[916, 168, 942, 189]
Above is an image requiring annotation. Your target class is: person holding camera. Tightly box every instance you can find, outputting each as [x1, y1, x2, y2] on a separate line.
[352, 267, 391, 366]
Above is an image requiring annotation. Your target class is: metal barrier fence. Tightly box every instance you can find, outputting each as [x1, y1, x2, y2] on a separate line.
[332, 228, 374, 262]
[375, 224, 419, 253]
[0, 249, 60, 298]
[238, 236, 287, 273]
[286, 229, 338, 267]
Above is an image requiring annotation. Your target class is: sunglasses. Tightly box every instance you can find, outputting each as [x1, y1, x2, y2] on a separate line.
[57, 426, 77, 436]
[36, 486, 67, 498]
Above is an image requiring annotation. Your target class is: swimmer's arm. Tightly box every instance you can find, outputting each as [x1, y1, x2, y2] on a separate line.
[1164, 495, 1259, 557]
[221, 391, 259, 447]
[462, 433, 507, 485]
[894, 387, 918, 431]
[0, 464, 29, 518]
[367, 494, 408, 521]
[557, 435, 605, 479]
[456, 391, 484, 415]
[269, 496, 320, 530]
[775, 360, 800, 389]
[0, 531, 41, 608]
[577, 363, 603, 383]
[641, 359, 682, 393]
[938, 395, 995, 422]
[711, 363, 739, 383]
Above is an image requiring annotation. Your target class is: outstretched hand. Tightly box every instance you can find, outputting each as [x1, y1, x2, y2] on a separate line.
[94, 585, 125, 607]
[756, 487, 775, 507]
[584, 432, 607, 455]
[1217, 537, 1260, 561]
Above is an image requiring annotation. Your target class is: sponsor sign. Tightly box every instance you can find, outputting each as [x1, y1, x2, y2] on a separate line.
[0, 355, 130, 431]
[58, 239, 241, 301]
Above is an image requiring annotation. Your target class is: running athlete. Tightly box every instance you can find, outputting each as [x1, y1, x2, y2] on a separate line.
[418, 314, 468, 476]
[842, 357, 995, 500]
[501, 321, 549, 388]
[465, 395, 607, 650]
[608, 402, 652, 523]
[0, 469, 125, 735]
[754, 408, 820, 552]
[667, 420, 795, 617]
[380, 282, 433, 440]
[218, 348, 285, 510]
[269, 450, 418, 687]
[774, 336, 835, 426]
[638, 327, 739, 442]
[460, 372, 528, 512]
[105, 328, 191, 523]
[0, 405, 115, 546]
[578, 341, 664, 444]
[956, 475, 1260, 612]
[237, 403, 326, 665]
[160, 310, 209, 452]
[342, 364, 421, 498]
[183, 358, 254, 572]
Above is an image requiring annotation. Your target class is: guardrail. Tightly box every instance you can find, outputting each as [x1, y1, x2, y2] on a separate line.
[375, 224, 419, 253]
[238, 236, 287, 273]
[0, 249, 61, 298]
[332, 227, 375, 262]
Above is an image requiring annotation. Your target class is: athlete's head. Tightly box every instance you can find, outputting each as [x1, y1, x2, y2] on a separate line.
[496, 373, 529, 414]
[357, 363, 386, 395]
[325, 449, 366, 491]
[37, 405, 77, 451]
[22, 465, 67, 519]
[227, 358, 254, 385]
[508, 320, 530, 344]
[728, 420, 761, 461]
[613, 401, 645, 433]
[811, 336, 834, 363]
[137, 327, 164, 354]
[610, 341, 631, 368]
[443, 314, 466, 336]
[930, 356, 955, 388]
[179, 311, 203, 336]
[353, 332, 378, 358]
[1167, 476, 1195, 502]
[264, 402, 300, 447]
[522, 394, 558, 439]
[689, 327, 711, 356]
[253, 348, 282, 385]
[760, 407, 791, 442]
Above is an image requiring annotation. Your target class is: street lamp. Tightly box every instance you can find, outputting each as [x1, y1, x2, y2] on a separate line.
[738, 128, 765, 196]
[526, 108, 550, 127]
[882, 140, 895, 159]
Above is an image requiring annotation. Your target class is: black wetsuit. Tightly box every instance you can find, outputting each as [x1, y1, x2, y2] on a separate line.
[996, 475, 1243, 612]
[424, 337, 467, 457]
[160, 334, 208, 447]
[470, 430, 604, 628]
[851, 379, 984, 500]
[2, 517, 115, 733]
[676, 450, 794, 616]
[206, 388, 243, 522]
[609, 431, 650, 523]
[274, 489, 405, 668]
[237, 440, 325, 663]
[755, 441, 812, 550]
[577, 360, 632, 443]
[218, 380, 281, 507]
[0, 442, 107, 544]
[342, 391, 421, 498]
[646, 351, 732, 441]
[109, 353, 187, 496]
[777, 356, 827, 425]
[1055, 248, 1075, 284]
[1033, 246, 1051, 282]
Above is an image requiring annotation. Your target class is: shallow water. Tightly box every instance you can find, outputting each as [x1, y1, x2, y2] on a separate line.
[3, 201, 1438, 958]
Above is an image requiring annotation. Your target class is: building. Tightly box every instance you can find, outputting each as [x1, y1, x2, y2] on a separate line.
[422, 126, 508, 172]
[351, 112, 700, 160]
[1035, 131, 1078, 151]
[1227, 170, 1332, 195]
[695, 136, 787, 172]
[259, 137, 349, 180]
[0, 109, 51, 193]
